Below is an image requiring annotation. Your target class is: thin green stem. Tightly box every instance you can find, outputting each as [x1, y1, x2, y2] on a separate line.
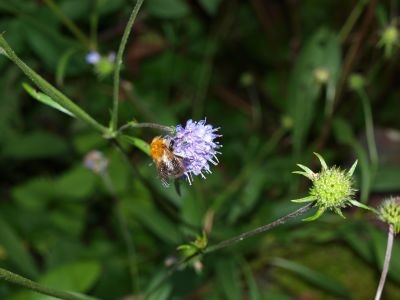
[205, 202, 314, 253]
[357, 89, 378, 167]
[100, 172, 140, 296]
[0, 35, 108, 134]
[0, 268, 97, 300]
[111, 0, 144, 132]
[338, 0, 368, 42]
[374, 224, 394, 300]
[147, 202, 313, 296]
[43, 0, 92, 49]
[119, 121, 175, 134]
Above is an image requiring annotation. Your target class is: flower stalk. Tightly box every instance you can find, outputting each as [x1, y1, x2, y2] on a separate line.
[0, 268, 97, 300]
[111, 0, 144, 132]
[374, 224, 394, 300]
[0, 35, 108, 135]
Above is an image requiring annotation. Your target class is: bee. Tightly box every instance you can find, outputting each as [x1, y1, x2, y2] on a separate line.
[150, 136, 186, 187]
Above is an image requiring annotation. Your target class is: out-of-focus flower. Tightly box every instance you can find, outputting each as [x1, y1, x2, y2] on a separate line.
[84, 150, 108, 174]
[86, 51, 101, 65]
[291, 152, 372, 221]
[85, 51, 116, 78]
[378, 196, 400, 234]
[378, 25, 399, 59]
[172, 119, 222, 184]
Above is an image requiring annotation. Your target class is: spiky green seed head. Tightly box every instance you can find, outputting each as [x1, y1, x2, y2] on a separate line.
[378, 196, 400, 234]
[310, 166, 355, 209]
[291, 153, 367, 221]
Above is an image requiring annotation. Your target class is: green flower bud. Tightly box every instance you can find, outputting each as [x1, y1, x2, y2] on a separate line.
[291, 153, 372, 221]
[378, 196, 400, 234]
[176, 231, 207, 272]
[378, 25, 399, 59]
[349, 73, 366, 92]
[314, 67, 330, 84]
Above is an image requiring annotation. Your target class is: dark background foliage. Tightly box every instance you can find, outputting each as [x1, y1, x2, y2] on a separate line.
[0, 0, 400, 299]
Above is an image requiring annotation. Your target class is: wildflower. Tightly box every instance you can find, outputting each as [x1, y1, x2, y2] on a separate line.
[83, 150, 108, 174]
[291, 152, 372, 221]
[85, 51, 101, 65]
[378, 196, 400, 234]
[378, 25, 399, 59]
[171, 119, 222, 184]
[85, 51, 116, 78]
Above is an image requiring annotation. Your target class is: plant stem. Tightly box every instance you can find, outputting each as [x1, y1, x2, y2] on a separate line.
[357, 89, 378, 167]
[374, 224, 394, 300]
[147, 202, 313, 296]
[119, 122, 175, 134]
[111, 0, 144, 132]
[43, 0, 92, 49]
[205, 202, 314, 253]
[0, 36, 108, 134]
[338, 0, 368, 42]
[0, 268, 97, 300]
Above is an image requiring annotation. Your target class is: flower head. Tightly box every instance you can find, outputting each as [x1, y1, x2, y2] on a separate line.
[86, 51, 101, 64]
[171, 119, 221, 184]
[378, 25, 399, 59]
[378, 196, 400, 234]
[84, 150, 108, 174]
[291, 153, 372, 221]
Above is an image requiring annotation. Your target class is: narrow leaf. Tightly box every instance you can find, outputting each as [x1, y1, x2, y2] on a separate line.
[22, 82, 75, 117]
[348, 160, 358, 176]
[314, 152, 328, 170]
[121, 135, 150, 156]
[303, 207, 325, 221]
[291, 196, 316, 203]
[348, 199, 377, 213]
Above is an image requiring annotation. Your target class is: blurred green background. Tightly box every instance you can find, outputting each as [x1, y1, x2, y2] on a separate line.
[1, 0, 400, 299]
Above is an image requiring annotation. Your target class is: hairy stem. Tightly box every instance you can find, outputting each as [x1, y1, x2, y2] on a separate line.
[0, 36, 107, 134]
[205, 202, 314, 253]
[0, 268, 97, 300]
[374, 224, 394, 300]
[147, 203, 313, 296]
[119, 122, 175, 134]
[111, 0, 144, 132]
[338, 0, 368, 42]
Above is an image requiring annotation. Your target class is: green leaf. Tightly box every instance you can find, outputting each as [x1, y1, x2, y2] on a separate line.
[22, 83, 75, 117]
[39, 261, 101, 294]
[54, 165, 96, 200]
[121, 135, 150, 156]
[291, 196, 316, 203]
[146, 0, 190, 19]
[198, 0, 222, 15]
[271, 257, 349, 298]
[12, 177, 54, 210]
[372, 166, 400, 192]
[56, 48, 78, 86]
[0, 218, 39, 278]
[303, 207, 325, 221]
[2, 131, 69, 160]
[286, 28, 341, 153]
[216, 258, 242, 300]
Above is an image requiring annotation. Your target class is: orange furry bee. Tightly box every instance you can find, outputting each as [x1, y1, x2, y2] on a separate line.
[150, 136, 186, 187]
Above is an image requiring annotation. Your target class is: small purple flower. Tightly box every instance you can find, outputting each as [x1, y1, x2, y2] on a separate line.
[172, 119, 221, 184]
[84, 150, 108, 174]
[86, 51, 101, 65]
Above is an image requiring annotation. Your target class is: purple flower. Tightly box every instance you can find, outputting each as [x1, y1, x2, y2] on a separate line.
[84, 150, 108, 174]
[172, 119, 221, 184]
[86, 51, 101, 64]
